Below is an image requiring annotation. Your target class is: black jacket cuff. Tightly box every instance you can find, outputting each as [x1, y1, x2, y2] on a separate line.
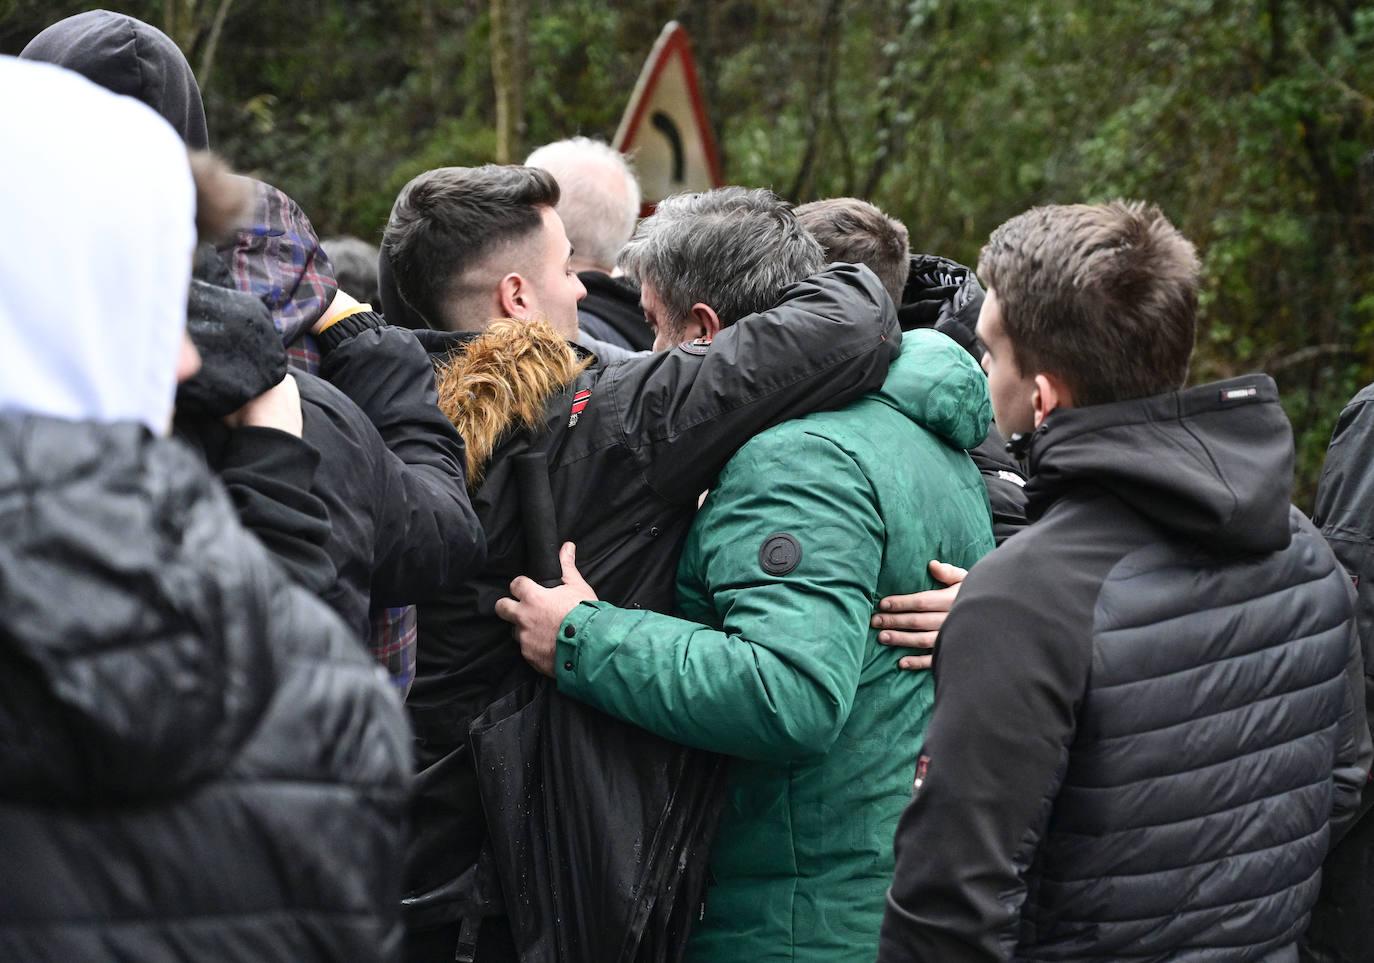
[317, 309, 386, 354]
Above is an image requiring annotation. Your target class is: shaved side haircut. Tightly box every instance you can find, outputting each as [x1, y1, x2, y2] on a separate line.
[383, 165, 560, 331]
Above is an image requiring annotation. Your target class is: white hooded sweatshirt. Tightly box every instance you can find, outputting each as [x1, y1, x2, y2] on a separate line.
[0, 56, 195, 435]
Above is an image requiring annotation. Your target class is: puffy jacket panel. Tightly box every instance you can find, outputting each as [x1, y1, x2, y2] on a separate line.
[0, 415, 411, 962]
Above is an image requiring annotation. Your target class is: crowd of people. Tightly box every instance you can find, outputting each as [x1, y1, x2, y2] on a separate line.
[3, 9, 1372, 963]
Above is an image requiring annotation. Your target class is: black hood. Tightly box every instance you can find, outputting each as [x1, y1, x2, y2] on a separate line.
[378, 244, 432, 330]
[898, 254, 985, 359]
[578, 270, 652, 351]
[1025, 375, 1295, 555]
[21, 10, 209, 149]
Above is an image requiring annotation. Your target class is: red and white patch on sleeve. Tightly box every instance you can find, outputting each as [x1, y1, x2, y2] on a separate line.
[914, 755, 931, 791]
[568, 388, 592, 427]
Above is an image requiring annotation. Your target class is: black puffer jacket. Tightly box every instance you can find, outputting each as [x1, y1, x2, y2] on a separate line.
[404, 264, 900, 959]
[1304, 381, 1374, 963]
[881, 376, 1371, 962]
[0, 416, 411, 962]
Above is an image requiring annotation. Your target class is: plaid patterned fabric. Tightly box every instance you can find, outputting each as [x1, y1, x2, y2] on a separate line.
[370, 604, 418, 698]
[218, 178, 337, 370]
[285, 337, 321, 375]
[217, 180, 417, 686]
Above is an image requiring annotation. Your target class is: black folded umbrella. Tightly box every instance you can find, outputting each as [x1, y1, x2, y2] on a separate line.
[467, 451, 727, 963]
[470, 681, 726, 963]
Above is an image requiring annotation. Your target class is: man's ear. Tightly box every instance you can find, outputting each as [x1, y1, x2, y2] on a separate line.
[1032, 372, 1075, 428]
[497, 273, 533, 320]
[685, 302, 722, 342]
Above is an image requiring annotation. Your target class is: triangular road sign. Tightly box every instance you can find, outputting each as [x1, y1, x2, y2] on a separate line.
[614, 22, 723, 212]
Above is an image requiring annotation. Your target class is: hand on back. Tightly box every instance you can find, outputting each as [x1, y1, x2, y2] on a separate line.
[872, 559, 967, 670]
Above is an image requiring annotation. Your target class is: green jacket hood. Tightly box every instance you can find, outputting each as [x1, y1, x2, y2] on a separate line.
[872, 328, 991, 451]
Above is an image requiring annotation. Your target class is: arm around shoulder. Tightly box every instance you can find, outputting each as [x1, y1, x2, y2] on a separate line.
[557, 428, 884, 761]
[610, 263, 901, 504]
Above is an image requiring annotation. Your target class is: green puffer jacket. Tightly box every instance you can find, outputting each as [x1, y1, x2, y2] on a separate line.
[554, 329, 996, 962]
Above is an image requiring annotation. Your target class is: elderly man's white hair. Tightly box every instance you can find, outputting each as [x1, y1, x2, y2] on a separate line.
[525, 137, 641, 272]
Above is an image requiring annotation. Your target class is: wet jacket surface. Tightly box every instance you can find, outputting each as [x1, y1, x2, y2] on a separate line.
[880, 376, 1372, 963]
[402, 264, 900, 955]
[1305, 381, 1374, 963]
[554, 329, 997, 962]
[0, 415, 412, 962]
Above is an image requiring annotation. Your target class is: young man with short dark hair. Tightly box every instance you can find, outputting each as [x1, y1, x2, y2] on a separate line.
[879, 201, 1371, 962]
[383, 165, 585, 338]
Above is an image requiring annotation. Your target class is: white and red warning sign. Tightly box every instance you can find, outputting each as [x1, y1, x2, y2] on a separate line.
[614, 22, 723, 213]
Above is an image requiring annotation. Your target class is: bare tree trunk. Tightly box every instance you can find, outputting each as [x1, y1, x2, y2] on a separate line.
[197, 0, 235, 93]
[421, 0, 441, 106]
[787, 0, 844, 201]
[162, 0, 234, 96]
[163, 0, 185, 51]
[491, 0, 527, 163]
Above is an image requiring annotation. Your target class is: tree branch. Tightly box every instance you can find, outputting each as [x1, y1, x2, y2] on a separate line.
[787, 0, 844, 201]
[196, 0, 235, 93]
[1264, 342, 1354, 373]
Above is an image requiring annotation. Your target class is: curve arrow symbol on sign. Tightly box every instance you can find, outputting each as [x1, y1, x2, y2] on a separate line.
[650, 111, 685, 183]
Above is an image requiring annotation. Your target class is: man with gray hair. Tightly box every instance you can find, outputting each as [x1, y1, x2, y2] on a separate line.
[399, 183, 903, 961]
[525, 136, 652, 352]
[619, 186, 833, 351]
[498, 186, 998, 962]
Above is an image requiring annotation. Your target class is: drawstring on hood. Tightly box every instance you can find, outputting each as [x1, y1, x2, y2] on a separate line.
[1025, 375, 1295, 555]
[0, 57, 194, 435]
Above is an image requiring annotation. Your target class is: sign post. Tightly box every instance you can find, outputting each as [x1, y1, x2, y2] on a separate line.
[614, 22, 724, 214]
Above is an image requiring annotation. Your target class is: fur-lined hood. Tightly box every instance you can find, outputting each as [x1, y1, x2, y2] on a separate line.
[434, 319, 589, 488]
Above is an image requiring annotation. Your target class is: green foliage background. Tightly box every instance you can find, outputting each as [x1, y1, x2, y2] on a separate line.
[4, 0, 1372, 504]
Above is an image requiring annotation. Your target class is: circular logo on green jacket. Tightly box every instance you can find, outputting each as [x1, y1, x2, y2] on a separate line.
[759, 533, 802, 576]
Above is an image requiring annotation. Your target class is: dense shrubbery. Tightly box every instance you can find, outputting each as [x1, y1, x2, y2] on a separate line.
[4, 0, 1371, 501]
